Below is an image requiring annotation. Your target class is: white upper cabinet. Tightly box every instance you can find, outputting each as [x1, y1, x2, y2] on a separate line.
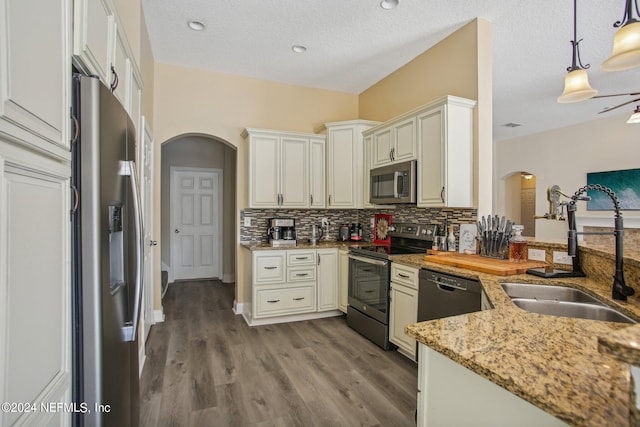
[371, 117, 417, 168]
[244, 128, 325, 209]
[72, 0, 143, 129]
[72, 0, 114, 84]
[417, 96, 476, 208]
[324, 120, 379, 209]
[309, 138, 326, 208]
[0, 0, 71, 155]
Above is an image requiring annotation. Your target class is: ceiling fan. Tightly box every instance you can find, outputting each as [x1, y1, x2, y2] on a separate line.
[594, 92, 640, 114]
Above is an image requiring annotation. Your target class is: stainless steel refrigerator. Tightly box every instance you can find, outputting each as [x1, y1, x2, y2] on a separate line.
[71, 74, 143, 427]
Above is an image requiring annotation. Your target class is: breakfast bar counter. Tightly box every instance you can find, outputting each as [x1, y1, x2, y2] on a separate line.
[396, 253, 640, 427]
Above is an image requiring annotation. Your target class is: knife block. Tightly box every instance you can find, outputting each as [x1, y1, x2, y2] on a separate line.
[477, 235, 509, 260]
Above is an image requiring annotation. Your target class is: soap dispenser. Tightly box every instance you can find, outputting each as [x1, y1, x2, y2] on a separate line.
[447, 226, 456, 252]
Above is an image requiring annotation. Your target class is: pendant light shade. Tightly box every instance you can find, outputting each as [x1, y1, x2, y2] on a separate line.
[558, 69, 598, 103]
[558, 0, 597, 103]
[626, 106, 640, 123]
[602, 21, 640, 71]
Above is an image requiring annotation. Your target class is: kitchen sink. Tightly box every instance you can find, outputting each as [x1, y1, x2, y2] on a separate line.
[501, 283, 637, 324]
[500, 283, 605, 305]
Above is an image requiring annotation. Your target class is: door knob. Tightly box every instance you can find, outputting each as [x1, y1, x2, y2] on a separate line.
[174, 229, 180, 233]
[150, 240, 158, 246]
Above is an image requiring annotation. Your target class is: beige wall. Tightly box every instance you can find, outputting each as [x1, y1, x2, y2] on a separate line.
[152, 63, 359, 305]
[359, 18, 493, 217]
[495, 112, 640, 242]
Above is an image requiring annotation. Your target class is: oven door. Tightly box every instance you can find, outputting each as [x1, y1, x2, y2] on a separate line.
[348, 254, 390, 324]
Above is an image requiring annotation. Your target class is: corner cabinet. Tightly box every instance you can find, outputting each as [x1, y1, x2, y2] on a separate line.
[389, 263, 419, 360]
[322, 120, 379, 209]
[417, 96, 476, 208]
[244, 128, 325, 209]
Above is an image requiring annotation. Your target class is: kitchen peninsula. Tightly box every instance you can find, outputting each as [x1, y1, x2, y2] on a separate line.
[400, 243, 640, 427]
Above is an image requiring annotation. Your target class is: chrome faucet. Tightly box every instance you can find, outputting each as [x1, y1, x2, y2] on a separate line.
[566, 184, 634, 301]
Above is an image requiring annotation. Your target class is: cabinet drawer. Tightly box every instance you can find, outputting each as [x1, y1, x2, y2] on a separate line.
[255, 286, 315, 317]
[287, 266, 316, 282]
[253, 252, 286, 284]
[287, 250, 316, 266]
[391, 263, 419, 289]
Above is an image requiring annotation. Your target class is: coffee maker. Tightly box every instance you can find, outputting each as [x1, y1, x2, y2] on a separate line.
[267, 218, 297, 246]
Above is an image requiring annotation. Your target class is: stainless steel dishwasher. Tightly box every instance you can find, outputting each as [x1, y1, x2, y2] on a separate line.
[418, 268, 482, 321]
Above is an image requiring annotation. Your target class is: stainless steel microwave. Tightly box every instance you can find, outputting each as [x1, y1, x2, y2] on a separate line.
[370, 160, 417, 204]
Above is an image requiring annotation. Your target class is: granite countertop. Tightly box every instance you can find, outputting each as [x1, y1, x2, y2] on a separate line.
[240, 240, 368, 251]
[397, 253, 640, 427]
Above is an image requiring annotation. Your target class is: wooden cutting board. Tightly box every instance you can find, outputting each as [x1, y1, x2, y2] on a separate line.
[423, 253, 547, 276]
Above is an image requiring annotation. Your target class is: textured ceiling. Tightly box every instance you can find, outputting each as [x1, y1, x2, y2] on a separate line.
[142, 0, 640, 141]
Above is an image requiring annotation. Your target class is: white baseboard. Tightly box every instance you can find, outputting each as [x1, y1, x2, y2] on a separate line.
[153, 309, 165, 323]
[222, 273, 235, 283]
[233, 300, 244, 315]
[138, 344, 146, 376]
[243, 310, 343, 327]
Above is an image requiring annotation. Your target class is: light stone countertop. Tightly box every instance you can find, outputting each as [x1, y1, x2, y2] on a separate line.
[395, 253, 640, 427]
[240, 240, 368, 251]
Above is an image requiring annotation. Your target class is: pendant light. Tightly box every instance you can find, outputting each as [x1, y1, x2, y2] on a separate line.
[558, 0, 598, 103]
[627, 106, 640, 123]
[602, 0, 640, 71]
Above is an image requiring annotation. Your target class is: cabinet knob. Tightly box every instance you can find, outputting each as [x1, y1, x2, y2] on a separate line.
[150, 240, 158, 246]
[174, 229, 180, 234]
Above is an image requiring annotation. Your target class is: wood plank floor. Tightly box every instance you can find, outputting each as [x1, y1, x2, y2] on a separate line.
[139, 280, 418, 427]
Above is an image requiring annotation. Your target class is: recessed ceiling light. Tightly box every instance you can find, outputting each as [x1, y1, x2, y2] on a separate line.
[187, 20, 206, 31]
[291, 45, 307, 53]
[380, 0, 399, 10]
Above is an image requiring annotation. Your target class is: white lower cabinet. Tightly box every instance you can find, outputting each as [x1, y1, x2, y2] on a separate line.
[389, 263, 419, 359]
[338, 249, 349, 313]
[317, 249, 338, 312]
[251, 248, 339, 322]
[417, 345, 568, 426]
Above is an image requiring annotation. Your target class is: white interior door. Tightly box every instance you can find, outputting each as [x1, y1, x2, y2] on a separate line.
[140, 117, 155, 342]
[171, 167, 222, 281]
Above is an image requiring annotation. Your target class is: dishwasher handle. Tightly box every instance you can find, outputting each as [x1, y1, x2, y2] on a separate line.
[434, 280, 467, 292]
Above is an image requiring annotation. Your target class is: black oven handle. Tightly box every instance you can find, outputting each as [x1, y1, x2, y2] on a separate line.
[348, 254, 389, 267]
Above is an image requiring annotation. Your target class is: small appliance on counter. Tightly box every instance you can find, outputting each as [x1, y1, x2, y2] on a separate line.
[338, 224, 350, 241]
[350, 222, 363, 241]
[309, 224, 323, 244]
[268, 218, 297, 246]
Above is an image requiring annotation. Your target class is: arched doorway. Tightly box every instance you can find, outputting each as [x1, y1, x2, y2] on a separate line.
[503, 171, 537, 237]
[160, 134, 237, 288]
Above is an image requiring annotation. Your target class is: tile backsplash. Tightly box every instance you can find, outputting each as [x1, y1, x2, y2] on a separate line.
[241, 206, 477, 243]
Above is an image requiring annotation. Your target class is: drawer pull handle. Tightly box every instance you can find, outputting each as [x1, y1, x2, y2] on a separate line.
[365, 290, 374, 294]
[267, 299, 280, 303]
[264, 266, 278, 270]
[398, 273, 410, 278]
[295, 257, 308, 260]
[295, 273, 309, 277]
[293, 297, 305, 301]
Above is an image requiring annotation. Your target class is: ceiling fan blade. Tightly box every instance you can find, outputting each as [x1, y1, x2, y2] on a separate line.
[598, 98, 640, 114]
[593, 92, 640, 99]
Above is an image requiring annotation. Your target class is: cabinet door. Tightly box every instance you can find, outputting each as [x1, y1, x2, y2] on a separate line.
[253, 251, 286, 284]
[111, 24, 128, 105]
[280, 137, 309, 208]
[327, 127, 356, 208]
[0, 0, 70, 153]
[317, 249, 339, 312]
[72, 0, 114, 84]
[393, 117, 417, 162]
[0, 151, 71, 426]
[338, 250, 349, 313]
[309, 138, 326, 208]
[417, 108, 445, 207]
[362, 135, 374, 208]
[389, 282, 418, 359]
[372, 127, 392, 167]
[249, 135, 280, 207]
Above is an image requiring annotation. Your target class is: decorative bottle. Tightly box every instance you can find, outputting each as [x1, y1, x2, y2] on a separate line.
[509, 225, 528, 262]
[447, 226, 456, 252]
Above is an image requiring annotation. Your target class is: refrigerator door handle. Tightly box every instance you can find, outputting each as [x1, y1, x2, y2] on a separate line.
[119, 160, 144, 342]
